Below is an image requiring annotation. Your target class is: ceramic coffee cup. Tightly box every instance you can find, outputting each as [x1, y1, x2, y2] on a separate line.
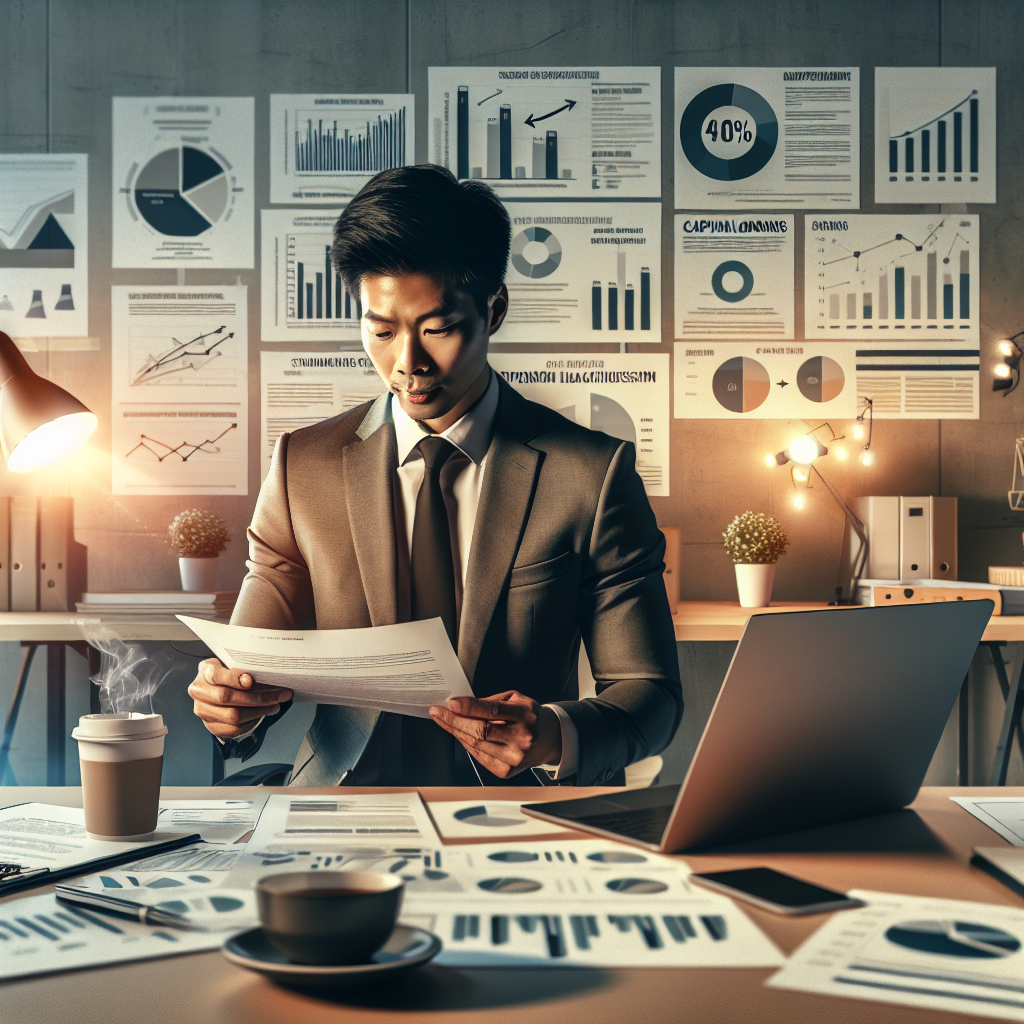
[256, 871, 404, 965]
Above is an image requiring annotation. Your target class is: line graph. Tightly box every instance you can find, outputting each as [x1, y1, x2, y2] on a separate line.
[125, 423, 237, 462]
[131, 326, 234, 387]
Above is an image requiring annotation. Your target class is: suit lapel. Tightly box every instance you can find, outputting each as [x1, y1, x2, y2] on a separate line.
[344, 393, 399, 626]
[459, 379, 540, 685]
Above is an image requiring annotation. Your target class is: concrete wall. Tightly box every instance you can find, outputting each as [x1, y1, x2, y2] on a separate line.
[0, 0, 1021, 786]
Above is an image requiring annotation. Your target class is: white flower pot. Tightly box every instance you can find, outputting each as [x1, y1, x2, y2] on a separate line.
[179, 557, 218, 592]
[735, 563, 776, 608]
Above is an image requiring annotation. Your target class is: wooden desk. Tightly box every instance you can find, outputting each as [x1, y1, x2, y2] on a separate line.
[0, 784, 1020, 1024]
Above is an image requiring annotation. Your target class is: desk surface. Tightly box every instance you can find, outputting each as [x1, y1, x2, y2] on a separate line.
[673, 600, 1024, 643]
[0, 784, 1021, 1024]
[0, 612, 203, 642]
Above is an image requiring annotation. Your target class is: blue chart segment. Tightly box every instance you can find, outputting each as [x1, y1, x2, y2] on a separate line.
[134, 147, 227, 237]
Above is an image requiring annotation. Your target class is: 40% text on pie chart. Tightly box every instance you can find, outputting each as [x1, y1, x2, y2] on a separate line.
[679, 84, 778, 181]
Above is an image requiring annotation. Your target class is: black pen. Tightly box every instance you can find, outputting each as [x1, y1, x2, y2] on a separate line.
[54, 885, 194, 929]
[0, 866, 50, 890]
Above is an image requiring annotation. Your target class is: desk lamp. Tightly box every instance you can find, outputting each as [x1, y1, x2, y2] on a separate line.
[769, 417, 871, 604]
[0, 331, 97, 472]
[992, 335, 1024, 510]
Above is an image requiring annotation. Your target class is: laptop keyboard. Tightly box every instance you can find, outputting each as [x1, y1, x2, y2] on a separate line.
[577, 805, 673, 845]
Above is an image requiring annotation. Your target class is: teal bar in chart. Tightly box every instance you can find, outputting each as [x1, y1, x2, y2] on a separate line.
[894, 266, 905, 320]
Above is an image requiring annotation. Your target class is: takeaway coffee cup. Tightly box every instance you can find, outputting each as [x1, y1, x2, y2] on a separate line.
[256, 871, 404, 965]
[71, 713, 168, 840]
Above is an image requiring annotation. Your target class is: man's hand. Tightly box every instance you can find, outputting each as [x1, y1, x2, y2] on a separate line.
[428, 691, 562, 779]
[188, 658, 293, 739]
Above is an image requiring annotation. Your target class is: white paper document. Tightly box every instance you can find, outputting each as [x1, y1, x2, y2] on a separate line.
[875, 68, 996, 205]
[0, 802, 195, 874]
[110, 285, 249, 495]
[974, 847, 1024, 893]
[428, 800, 576, 840]
[429, 67, 661, 198]
[399, 840, 784, 968]
[112, 97, 254, 269]
[673, 341, 856, 420]
[952, 796, 1024, 846]
[178, 615, 472, 717]
[498, 201, 661, 343]
[260, 351, 383, 481]
[269, 93, 414, 204]
[675, 214, 793, 340]
[675, 67, 859, 210]
[260, 209, 366, 342]
[156, 797, 266, 844]
[0, 154, 88, 338]
[490, 353, 670, 497]
[767, 890, 1024, 1019]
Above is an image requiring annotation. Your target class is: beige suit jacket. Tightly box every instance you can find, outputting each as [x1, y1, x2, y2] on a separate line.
[227, 375, 682, 786]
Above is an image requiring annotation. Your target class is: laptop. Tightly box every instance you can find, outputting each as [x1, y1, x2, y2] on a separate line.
[522, 601, 993, 852]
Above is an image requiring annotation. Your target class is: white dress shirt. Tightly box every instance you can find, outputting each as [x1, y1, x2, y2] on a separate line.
[391, 369, 578, 779]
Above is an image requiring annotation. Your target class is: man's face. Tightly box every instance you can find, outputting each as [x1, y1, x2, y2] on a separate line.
[360, 272, 507, 429]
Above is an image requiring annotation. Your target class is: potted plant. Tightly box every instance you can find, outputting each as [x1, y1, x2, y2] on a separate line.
[722, 511, 789, 608]
[169, 509, 231, 592]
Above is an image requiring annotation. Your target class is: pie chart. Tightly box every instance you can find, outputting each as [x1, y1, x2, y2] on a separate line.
[885, 920, 1021, 958]
[605, 878, 669, 894]
[712, 356, 770, 413]
[134, 146, 229, 237]
[587, 851, 647, 864]
[488, 850, 539, 863]
[453, 804, 531, 829]
[510, 226, 562, 278]
[797, 356, 845, 403]
[478, 877, 543, 894]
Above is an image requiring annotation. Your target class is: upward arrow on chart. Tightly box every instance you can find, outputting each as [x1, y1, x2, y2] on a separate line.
[524, 99, 577, 128]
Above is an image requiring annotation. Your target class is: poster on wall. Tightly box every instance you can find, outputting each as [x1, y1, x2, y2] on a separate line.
[260, 209, 361, 342]
[489, 354, 669, 497]
[0, 154, 88, 338]
[112, 97, 254, 268]
[673, 342, 856, 420]
[111, 286, 248, 495]
[674, 67, 860, 210]
[498, 202, 661, 343]
[428, 67, 661, 198]
[875, 68, 996, 204]
[260, 352, 383, 481]
[269, 93, 414, 204]
[674, 213, 793, 341]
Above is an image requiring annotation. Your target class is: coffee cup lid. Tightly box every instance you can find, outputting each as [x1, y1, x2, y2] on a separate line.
[71, 712, 168, 742]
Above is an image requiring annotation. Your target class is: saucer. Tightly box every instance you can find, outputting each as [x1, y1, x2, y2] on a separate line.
[221, 925, 441, 989]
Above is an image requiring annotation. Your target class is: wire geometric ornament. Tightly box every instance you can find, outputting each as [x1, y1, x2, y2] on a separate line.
[1009, 438, 1024, 510]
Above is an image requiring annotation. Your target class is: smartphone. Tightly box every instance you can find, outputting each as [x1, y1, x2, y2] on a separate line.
[689, 867, 865, 916]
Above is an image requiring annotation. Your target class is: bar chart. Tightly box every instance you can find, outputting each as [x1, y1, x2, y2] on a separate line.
[875, 68, 996, 203]
[294, 106, 407, 174]
[805, 215, 979, 340]
[287, 235, 361, 326]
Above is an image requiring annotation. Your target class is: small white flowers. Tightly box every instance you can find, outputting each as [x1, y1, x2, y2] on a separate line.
[723, 511, 789, 565]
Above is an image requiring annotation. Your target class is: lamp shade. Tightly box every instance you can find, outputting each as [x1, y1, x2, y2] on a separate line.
[0, 332, 97, 473]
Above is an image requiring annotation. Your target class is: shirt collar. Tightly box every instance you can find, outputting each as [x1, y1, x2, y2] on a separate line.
[392, 368, 499, 466]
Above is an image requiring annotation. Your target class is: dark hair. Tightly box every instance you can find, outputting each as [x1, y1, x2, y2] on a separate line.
[330, 165, 510, 312]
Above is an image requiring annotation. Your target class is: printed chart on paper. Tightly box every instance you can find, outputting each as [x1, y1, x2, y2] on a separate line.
[111, 286, 248, 495]
[490, 354, 669, 496]
[112, 97, 253, 268]
[675, 67, 859, 210]
[805, 214, 979, 419]
[261, 210, 364, 342]
[875, 68, 996, 204]
[500, 202, 660, 343]
[0, 155, 88, 338]
[269, 93, 414, 204]
[260, 351, 383, 481]
[429, 67, 661, 198]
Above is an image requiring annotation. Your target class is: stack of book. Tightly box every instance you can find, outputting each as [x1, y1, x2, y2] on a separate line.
[75, 591, 238, 621]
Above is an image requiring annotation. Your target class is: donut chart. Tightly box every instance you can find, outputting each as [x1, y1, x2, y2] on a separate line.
[797, 356, 845, 403]
[712, 356, 770, 413]
[680, 84, 778, 181]
[134, 146, 228, 237]
[510, 226, 562, 278]
[712, 260, 754, 303]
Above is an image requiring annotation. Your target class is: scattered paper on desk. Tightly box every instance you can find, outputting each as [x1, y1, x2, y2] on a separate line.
[0, 802, 193, 874]
[0, 891, 223, 981]
[428, 800, 576, 839]
[974, 847, 1024, 893]
[952, 796, 1024, 846]
[156, 797, 266, 844]
[178, 615, 472, 717]
[766, 890, 1024, 1019]
[399, 840, 784, 968]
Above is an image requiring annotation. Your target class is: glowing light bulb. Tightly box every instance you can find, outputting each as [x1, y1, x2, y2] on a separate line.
[765, 453, 776, 467]
[995, 363, 1012, 378]
[792, 468, 807, 482]
[860, 450, 874, 466]
[834, 447, 847, 460]
[793, 494, 804, 509]
[852, 424, 864, 440]
[786, 434, 821, 465]
[1000, 341, 1015, 357]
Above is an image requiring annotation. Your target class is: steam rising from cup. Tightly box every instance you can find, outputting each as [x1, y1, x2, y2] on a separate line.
[85, 624, 178, 714]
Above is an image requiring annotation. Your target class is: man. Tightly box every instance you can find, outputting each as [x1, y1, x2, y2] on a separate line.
[189, 165, 681, 787]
